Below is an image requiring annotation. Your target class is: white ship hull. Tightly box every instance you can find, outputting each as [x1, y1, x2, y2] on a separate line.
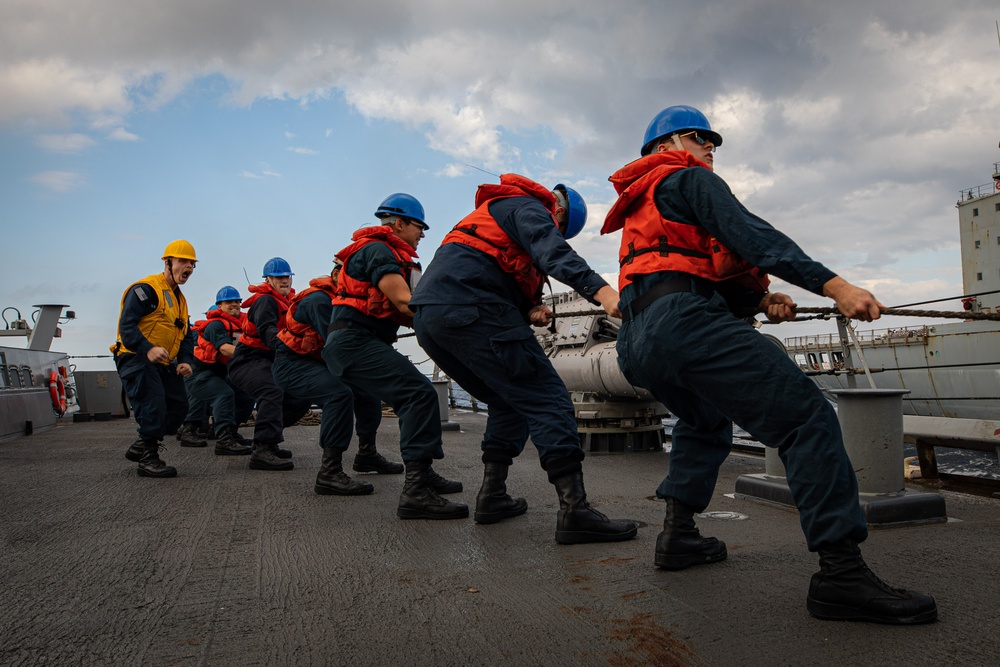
[784, 319, 1000, 419]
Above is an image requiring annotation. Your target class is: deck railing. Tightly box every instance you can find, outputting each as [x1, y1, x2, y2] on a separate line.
[785, 325, 930, 349]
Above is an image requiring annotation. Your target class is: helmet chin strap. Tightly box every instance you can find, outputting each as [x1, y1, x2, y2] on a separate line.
[164, 258, 179, 288]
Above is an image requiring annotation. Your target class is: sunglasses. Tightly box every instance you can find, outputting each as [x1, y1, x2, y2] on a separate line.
[676, 130, 716, 147]
[401, 218, 429, 232]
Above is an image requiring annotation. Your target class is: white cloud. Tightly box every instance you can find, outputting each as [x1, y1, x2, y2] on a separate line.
[241, 164, 282, 178]
[36, 133, 96, 152]
[287, 146, 318, 155]
[30, 170, 84, 192]
[0, 59, 131, 125]
[107, 127, 139, 141]
[438, 163, 466, 178]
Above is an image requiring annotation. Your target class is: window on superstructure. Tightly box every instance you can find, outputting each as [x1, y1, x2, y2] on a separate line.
[995, 203, 1000, 212]
[973, 208, 979, 216]
[975, 240, 981, 249]
[977, 272, 983, 281]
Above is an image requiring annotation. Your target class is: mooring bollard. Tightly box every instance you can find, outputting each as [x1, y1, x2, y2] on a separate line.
[764, 447, 785, 478]
[736, 386, 947, 525]
[829, 388, 909, 495]
[432, 379, 461, 432]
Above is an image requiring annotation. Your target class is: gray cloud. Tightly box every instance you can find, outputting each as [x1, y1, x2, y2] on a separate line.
[3, 0, 998, 286]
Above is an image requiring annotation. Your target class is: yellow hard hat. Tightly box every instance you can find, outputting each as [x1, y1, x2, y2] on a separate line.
[162, 239, 197, 261]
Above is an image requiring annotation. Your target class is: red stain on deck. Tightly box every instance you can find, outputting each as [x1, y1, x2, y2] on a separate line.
[607, 613, 699, 667]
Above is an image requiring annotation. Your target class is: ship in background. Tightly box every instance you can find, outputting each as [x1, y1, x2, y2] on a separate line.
[0, 304, 77, 443]
[783, 162, 1000, 419]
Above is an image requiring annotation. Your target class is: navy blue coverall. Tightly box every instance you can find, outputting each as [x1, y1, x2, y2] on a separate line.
[184, 319, 255, 434]
[321, 242, 443, 463]
[228, 294, 310, 445]
[115, 283, 195, 442]
[410, 196, 608, 476]
[272, 289, 357, 452]
[614, 166, 868, 551]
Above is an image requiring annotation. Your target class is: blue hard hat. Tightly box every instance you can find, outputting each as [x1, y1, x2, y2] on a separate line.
[262, 257, 294, 277]
[554, 184, 587, 240]
[374, 193, 427, 230]
[215, 285, 241, 304]
[641, 105, 722, 156]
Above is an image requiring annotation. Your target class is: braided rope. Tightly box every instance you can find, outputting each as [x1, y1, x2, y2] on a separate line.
[545, 306, 1000, 321]
[794, 306, 1000, 321]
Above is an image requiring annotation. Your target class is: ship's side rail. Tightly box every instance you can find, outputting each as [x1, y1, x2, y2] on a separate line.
[784, 326, 931, 373]
[904, 415, 1000, 480]
[785, 326, 930, 350]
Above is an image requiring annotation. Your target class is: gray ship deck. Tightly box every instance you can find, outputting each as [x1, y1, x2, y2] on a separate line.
[2, 411, 998, 666]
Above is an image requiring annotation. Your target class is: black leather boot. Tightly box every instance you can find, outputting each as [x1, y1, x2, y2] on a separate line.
[316, 449, 374, 495]
[807, 540, 937, 624]
[397, 460, 469, 520]
[137, 440, 177, 478]
[249, 441, 294, 471]
[233, 430, 254, 448]
[352, 437, 404, 474]
[552, 471, 637, 544]
[654, 498, 727, 570]
[426, 466, 462, 494]
[474, 461, 527, 524]
[125, 439, 146, 462]
[274, 445, 293, 459]
[214, 426, 252, 456]
[176, 422, 208, 448]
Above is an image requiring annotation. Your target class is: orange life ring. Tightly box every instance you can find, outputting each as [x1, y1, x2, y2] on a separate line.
[811, 363, 820, 371]
[49, 371, 67, 416]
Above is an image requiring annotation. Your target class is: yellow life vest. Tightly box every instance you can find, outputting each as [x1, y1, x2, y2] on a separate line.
[111, 272, 190, 363]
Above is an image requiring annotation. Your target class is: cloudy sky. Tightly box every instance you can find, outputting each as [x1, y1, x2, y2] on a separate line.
[2, 1, 999, 370]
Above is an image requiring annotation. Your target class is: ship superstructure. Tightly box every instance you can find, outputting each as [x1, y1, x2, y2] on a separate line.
[782, 164, 1000, 419]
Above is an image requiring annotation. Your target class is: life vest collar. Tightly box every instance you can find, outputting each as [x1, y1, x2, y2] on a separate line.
[602, 151, 709, 235]
[474, 173, 556, 212]
[335, 225, 419, 265]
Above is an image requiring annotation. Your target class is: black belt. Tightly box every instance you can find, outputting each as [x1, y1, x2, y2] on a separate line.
[327, 318, 398, 345]
[622, 277, 716, 322]
[327, 319, 375, 335]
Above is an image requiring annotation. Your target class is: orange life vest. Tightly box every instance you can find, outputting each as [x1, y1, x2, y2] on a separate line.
[239, 282, 294, 351]
[440, 173, 558, 304]
[603, 152, 769, 293]
[193, 309, 245, 365]
[276, 275, 337, 358]
[330, 226, 420, 327]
